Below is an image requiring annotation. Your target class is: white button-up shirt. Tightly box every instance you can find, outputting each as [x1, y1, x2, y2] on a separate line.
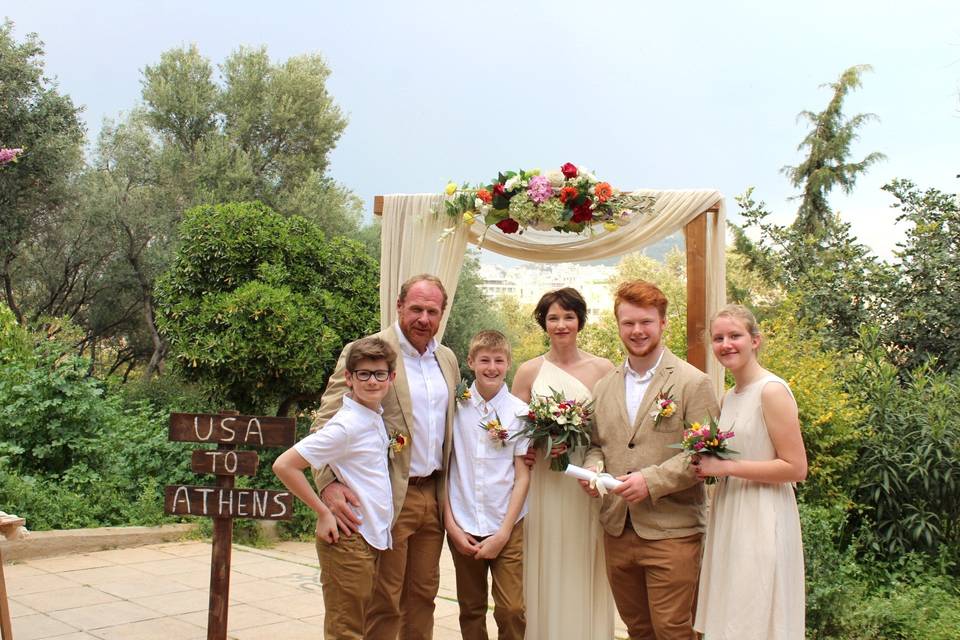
[395, 323, 448, 477]
[294, 396, 393, 550]
[624, 349, 665, 426]
[448, 383, 530, 537]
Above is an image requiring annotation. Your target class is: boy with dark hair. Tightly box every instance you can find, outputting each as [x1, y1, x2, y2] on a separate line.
[273, 336, 397, 639]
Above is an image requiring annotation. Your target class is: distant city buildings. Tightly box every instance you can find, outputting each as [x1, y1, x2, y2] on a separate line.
[477, 262, 617, 318]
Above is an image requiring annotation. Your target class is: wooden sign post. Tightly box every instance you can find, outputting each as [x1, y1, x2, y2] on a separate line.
[164, 411, 296, 640]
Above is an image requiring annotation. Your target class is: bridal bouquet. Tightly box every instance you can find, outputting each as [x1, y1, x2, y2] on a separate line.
[515, 388, 593, 472]
[668, 416, 737, 485]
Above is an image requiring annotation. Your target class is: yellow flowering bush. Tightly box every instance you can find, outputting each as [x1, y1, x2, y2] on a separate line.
[758, 300, 866, 504]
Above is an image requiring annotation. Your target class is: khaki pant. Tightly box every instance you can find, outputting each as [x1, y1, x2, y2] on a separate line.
[603, 529, 702, 640]
[316, 531, 379, 639]
[365, 476, 445, 640]
[448, 520, 525, 640]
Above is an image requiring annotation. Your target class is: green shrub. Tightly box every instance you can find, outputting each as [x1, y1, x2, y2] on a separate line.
[802, 501, 960, 639]
[758, 303, 866, 504]
[845, 326, 960, 569]
[155, 201, 379, 415]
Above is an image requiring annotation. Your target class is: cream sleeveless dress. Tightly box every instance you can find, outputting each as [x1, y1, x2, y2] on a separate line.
[524, 358, 616, 639]
[694, 374, 805, 639]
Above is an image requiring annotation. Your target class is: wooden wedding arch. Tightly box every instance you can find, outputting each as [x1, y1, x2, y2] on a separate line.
[372, 195, 722, 374]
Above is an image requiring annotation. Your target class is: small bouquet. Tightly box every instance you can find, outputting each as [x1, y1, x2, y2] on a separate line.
[387, 430, 407, 459]
[650, 386, 677, 427]
[479, 413, 510, 448]
[455, 380, 472, 404]
[514, 387, 593, 472]
[667, 416, 737, 485]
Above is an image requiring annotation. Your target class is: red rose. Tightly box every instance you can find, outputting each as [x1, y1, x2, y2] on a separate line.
[561, 162, 578, 179]
[493, 183, 506, 197]
[495, 218, 520, 234]
[571, 200, 593, 223]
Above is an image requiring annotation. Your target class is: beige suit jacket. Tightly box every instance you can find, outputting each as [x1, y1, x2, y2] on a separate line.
[584, 348, 719, 539]
[310, 325, 460, 527]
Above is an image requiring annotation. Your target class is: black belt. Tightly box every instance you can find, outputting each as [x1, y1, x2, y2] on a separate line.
[408, 470, 439, 486]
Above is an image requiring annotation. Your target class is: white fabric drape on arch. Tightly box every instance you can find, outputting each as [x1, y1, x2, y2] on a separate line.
[378, 190, 726, 394]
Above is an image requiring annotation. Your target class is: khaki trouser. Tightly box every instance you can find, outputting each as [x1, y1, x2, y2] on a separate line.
[603, 529, 702, 640]
[448, 519, 525, 640]
[316, 531, 380, 639]
[366, 475, 445, 640]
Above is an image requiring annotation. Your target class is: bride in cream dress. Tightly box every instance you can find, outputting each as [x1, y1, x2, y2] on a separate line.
[512, 288, 617, 639]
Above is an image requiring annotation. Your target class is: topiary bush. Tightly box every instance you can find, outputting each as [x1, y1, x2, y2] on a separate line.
[155, 201, 379, 415]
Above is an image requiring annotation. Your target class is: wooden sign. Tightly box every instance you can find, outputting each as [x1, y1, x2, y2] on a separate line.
[165, 486, 292, 520]
[191, 450, 259, 476]
[169, 413, 296, 447]
[164, 410, 298, 640]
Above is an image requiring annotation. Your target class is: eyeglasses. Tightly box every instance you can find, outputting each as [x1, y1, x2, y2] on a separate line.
[352, 369, 390, 382]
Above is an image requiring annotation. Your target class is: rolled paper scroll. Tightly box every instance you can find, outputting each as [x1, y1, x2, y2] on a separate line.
[564, 463, 623, 495]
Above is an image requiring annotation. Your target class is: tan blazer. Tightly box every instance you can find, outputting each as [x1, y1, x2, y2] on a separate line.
[310, 325, 461, 526]
[584, 348, 718, 539]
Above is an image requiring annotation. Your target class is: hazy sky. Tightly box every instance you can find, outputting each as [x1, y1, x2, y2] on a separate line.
[7, 1, 960, 261]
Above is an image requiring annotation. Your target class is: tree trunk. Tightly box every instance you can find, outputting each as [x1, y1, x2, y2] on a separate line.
[277, 396, 298, 417]
[142, 293, 167, 381]
[1, 255, 24, 325]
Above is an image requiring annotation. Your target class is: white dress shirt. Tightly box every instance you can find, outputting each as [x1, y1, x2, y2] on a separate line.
[395, 322, 449, 477]
[448, 383, 530, 537]
[294, 396, 393, 550]
[624, 349, 666, 426]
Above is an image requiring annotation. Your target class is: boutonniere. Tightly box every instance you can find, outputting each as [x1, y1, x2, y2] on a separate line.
[455, 380, 473, 405]
[479, 413, 509, 448]
[650, 386, 677, 426]
[387, 430, 407, 458]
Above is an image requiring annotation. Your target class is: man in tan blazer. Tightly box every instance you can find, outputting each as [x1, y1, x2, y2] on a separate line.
[582, 280, 718, 640]
[311, 274, 460, 640]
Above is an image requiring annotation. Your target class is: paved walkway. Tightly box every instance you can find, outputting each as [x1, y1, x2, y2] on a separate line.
[6, 539, 629, 639]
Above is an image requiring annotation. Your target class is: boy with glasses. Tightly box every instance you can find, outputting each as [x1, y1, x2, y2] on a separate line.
[273, 336, 398, 639]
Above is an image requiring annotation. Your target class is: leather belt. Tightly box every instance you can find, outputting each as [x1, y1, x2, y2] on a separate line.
[408, 471, 439, 486]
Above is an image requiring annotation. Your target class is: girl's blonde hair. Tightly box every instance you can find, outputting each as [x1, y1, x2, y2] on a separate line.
[710, 304, 761, 339]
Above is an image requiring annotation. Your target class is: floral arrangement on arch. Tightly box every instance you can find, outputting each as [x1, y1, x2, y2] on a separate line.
[439, 162, 656, 236]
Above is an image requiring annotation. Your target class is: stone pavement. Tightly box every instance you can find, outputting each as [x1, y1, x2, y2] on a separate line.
[6, 538, 630, 639]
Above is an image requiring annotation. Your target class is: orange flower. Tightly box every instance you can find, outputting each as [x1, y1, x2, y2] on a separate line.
[594, 182, 613, 203]
[559, 186, 578, 203]
[476, 188, 492, 204]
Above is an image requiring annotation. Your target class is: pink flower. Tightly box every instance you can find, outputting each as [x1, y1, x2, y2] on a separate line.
[693, 442, 706, 451]
[0, 148, 24, 165]
[527, 175, 553, 204]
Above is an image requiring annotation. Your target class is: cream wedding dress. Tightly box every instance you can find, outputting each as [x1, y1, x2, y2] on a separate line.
[524, 358, 615, 639]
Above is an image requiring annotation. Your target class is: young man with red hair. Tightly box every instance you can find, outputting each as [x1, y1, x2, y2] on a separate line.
[581, 280, 719, 640]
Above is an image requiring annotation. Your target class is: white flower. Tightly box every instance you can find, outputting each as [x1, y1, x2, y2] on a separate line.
[504, 176, 522, 191]
[475, 197, 484, 208]
[545, 170, 565, 187]
[556, 415, 568, 425]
